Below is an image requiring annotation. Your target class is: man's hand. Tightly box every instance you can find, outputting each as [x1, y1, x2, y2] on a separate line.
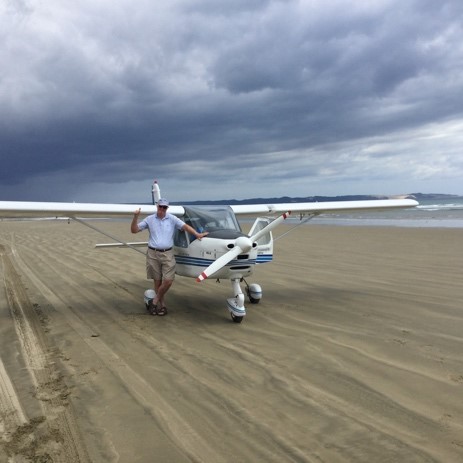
[182, 224, 209, 240]
[131, 208, 141, 233]
[196, 231, 209, 240]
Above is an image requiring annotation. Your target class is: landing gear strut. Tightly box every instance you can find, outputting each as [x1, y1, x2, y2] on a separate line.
[226, 278, 262, 323]
[227, 278, 246, 323]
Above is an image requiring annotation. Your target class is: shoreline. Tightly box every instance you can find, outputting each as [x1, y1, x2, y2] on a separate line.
[303, 217, 463, 228]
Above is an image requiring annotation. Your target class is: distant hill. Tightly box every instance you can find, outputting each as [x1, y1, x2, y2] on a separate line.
[407, 193, 461, 200]
[175, 192, 461, 206]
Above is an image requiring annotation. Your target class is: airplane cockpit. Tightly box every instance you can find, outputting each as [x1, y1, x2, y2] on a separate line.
[174, 206, 246, 247]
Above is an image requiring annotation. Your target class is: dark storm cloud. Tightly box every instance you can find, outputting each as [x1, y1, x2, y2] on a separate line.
[1, 0, 463, 201]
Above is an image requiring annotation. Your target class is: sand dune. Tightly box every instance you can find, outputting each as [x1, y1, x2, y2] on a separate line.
[1, 220, 462, 462]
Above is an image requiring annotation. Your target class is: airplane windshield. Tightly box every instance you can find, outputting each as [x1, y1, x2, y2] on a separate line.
[182, 206, 242, 233]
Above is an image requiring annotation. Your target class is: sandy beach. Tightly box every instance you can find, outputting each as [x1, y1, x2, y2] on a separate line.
[1, 219, 462, 462]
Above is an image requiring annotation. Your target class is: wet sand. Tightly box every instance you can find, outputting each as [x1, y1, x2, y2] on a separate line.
[1, 219, 462, 462]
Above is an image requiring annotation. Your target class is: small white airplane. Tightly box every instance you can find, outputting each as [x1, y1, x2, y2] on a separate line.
[0, 181, 418, 323]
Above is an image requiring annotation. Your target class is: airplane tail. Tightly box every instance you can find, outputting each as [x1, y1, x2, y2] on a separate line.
[151, 180, 161, 205]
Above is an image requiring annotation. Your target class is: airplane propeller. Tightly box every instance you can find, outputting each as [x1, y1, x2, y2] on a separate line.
[196, 211, 291, 282]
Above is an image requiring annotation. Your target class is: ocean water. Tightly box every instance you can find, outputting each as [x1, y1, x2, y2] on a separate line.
[303, 197, 463, 228]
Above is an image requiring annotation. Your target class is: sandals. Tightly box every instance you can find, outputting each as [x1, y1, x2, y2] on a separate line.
[147, 300, 158, 315]
[157, 306, 168, 316]
[147, 300, 168, 316]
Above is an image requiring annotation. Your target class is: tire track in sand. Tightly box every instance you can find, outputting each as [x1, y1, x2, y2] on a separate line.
[8, 243, 228, 463]
[0, 244, 91, 462]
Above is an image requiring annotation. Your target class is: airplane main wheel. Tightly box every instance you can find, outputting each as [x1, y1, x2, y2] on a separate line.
[231, 313, 244, 324]
[246, 286, 261, 304]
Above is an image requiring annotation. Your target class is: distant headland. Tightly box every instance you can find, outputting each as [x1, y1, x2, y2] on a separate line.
[177, 192, 461, 206]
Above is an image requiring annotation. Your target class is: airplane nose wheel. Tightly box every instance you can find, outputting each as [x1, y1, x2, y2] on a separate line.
[230, 313, 243, 323]
[227, 278, 246, 323]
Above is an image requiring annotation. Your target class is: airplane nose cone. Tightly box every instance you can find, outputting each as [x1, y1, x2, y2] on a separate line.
[235, 236, 252, 252]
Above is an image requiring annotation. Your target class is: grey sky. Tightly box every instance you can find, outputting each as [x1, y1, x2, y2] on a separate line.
[1, 0, 462, 202]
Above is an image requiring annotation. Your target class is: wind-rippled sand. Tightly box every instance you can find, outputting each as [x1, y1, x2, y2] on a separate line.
[1, 220, 462, 462]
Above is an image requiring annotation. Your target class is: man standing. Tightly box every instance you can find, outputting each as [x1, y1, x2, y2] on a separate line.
[131, 199, 208, 315]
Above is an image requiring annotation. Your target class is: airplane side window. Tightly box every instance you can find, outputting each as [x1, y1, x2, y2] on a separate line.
[185, 218, 203, 241]
[254, 221, 271, 245]
[256, 233, 271, 246]
[174, 229, 188, 248]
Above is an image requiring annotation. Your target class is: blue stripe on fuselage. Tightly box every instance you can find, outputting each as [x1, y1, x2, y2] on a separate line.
[175, 255, 256, 267]
[256, 254, 273, 263]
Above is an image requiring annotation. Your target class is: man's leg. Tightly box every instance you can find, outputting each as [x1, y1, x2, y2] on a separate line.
[154, 280, 162, 294]
[153, 250, 176, 309]
[154, 279, 173, 308]
[146, 249, 163, 314]
[148, 250, 175, 315]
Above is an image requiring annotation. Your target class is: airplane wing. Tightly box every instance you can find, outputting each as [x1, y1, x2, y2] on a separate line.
[230, 198, 418, 217]
[0, 201, 185, 219]
[0, 199, 417, 220]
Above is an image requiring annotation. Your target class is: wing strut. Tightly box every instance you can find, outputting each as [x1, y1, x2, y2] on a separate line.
[273, 214, 317, 242]
[71, 217, 146, 256]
